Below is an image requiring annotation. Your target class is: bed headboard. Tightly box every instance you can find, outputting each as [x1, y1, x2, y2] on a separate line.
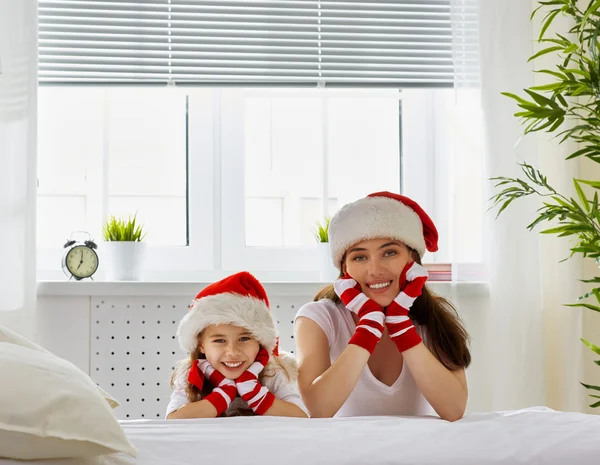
[91, 295, 301, 420]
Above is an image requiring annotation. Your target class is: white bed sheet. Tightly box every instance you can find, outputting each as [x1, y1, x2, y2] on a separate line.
[1, 407, 598, 465]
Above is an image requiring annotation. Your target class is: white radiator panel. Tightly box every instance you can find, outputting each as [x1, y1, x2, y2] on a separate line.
[90, 296, 302, 420]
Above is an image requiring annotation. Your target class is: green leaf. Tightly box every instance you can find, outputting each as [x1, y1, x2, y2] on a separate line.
[528, 45, 565, 62]
[574, 179, 591, 212]
[555, 93, 568, 107]
[501, 92, 533, 106]
[531, 4, 544, 20]
[548, 116, 565, 131]
[581, 0, 600, 35]
[533, 83, 570, 92]
[560, 67, 591, 77]
[540, 9, 561, 40]
[582, 338, 600, 356]
[552, 196, 573, 208]
[535, 69, 567, 80]
[566, 147, 596, 159]
[566, 302, 600, 312]
[581, 382, 600, 392]
[579, 180, 600, 189]
[540, 225, 575, 234]
[495, 198, 516, 218]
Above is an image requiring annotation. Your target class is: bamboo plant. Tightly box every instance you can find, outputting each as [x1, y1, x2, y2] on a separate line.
[491, 0, 600, 407]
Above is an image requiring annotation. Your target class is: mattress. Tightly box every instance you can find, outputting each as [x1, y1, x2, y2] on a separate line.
[1, 407, 598, 465]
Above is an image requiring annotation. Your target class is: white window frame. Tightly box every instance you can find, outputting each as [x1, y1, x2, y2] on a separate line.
[37, 88, 216, 280]
[219, 88, 318, 272]
[37, 87, 460, 280]
[219, 88, 438, 272]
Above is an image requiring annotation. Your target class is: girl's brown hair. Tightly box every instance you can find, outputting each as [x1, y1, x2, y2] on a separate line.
[314, 250, 471, 371]
[170, 347, 210, 404]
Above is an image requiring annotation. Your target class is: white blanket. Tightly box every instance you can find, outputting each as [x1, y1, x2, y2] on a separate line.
[1, 407, 598, 464]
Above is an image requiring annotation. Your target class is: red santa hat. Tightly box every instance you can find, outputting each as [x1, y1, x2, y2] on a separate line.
[328, 191, 439, 269]
[177, 271, 279, 355]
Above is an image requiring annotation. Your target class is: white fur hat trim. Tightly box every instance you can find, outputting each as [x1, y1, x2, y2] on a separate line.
[329, 196, 425, 268]
[177, 293, 278, 353]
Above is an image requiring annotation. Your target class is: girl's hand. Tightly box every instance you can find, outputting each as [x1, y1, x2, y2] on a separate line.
[235, 347, 275, 415]
[189, 359, 237, 416]
[334, 274, 385, 355]
[384, 261, 428, 352]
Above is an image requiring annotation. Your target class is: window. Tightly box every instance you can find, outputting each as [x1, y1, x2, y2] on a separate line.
[37, 87, 215, 277]
[37, 87, 187, 248]
[37, 1, 482, 280]
[220, 88, 405, 272]
[37, 86, 481, 279]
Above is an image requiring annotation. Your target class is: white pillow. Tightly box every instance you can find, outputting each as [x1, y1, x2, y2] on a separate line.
[0, 343, 136, 460]
[0, 324, 119, 408]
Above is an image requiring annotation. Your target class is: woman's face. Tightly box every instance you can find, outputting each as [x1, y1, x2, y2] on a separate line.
[199, 324, 260, 379]
[343, 238, 412, 307]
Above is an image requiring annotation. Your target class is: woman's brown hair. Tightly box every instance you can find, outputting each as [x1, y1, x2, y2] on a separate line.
[314, 250, 471, 371]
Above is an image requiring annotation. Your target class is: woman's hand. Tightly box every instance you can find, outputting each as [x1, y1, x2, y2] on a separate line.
[334, 274, 385, 354]
[384, 261, 428, 352]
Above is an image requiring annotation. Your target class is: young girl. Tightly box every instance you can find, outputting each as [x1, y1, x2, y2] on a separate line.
[167, 271, 307, 419]
[294, 192, 471, 420]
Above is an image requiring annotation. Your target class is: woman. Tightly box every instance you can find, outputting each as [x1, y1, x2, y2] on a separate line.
[294, 192, 471, 420]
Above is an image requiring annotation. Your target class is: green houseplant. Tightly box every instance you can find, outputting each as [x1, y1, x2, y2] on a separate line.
[312, 217, 331, 243]
[313, 217, 338, 281]
[102, 215, 147, 242]
[102, 215, 148, 281]
[491, 0, 600, 407]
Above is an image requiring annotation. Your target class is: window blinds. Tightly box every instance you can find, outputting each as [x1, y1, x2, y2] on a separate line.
[39, 0, 478, 86]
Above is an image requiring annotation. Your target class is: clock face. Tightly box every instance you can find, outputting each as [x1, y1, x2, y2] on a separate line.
[65, 245, 99, 279]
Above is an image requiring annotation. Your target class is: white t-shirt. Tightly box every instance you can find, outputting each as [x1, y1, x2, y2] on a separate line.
[166, 365, 307, 418]
[294, 299, 435, 418]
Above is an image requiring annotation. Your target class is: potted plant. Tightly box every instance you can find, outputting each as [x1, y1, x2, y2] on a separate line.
[313, 217, 339, 282]
[102, 214, 148, 281]
[492, 0, 600, 407]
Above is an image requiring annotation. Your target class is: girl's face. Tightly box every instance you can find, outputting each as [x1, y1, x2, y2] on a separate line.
[199, 324, 260, 379]
[343, 238, 412, 307]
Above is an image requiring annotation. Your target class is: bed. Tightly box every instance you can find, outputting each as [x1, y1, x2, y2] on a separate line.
[1, 407, 598, 465]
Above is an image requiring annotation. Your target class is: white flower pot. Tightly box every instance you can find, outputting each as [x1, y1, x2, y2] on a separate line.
[318, 242, 339, 282]
[103, 242, 147, 281]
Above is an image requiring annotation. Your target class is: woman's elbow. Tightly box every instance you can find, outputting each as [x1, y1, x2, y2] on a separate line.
[308, 410, 334, 419]
[301, 397, 335, 418]
[307, 408, 334, 419]
[439, 404, 466, 422]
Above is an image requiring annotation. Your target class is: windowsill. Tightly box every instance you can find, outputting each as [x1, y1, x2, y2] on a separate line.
[36, 280, 489, 298]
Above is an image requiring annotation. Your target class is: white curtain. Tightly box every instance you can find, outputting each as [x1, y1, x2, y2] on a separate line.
[0, 0, 37, 339]
[450, 0, 586, 412]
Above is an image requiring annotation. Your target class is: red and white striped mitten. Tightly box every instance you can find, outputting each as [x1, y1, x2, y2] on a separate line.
[235, 347, 275, 415]
[385, 261, 428, 352]
[189, 359, 237, 416]
[334, 274, 385, 354]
